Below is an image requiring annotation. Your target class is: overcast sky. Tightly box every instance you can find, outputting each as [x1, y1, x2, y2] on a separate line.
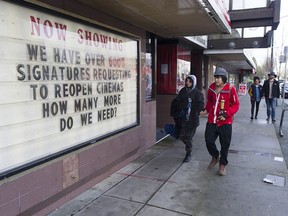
[273, 0, 288, 54]
[247, 0, 288, 66]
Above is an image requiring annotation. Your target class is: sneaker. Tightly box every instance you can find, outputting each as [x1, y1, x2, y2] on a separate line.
[250, 116, 253, 120]
[272, 119, 276, 123]
[255, 116, 258, 119]
[208, 157, 219, 169]
[266, 117, 270, 122]
[218, 164, 226, 176]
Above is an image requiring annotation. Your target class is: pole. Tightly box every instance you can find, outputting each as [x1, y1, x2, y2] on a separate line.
[279, 46, 288, 137]
[279, 58, 286, 137]
[271, 31, 274, 70]
[282, 59, 287, 110]
[282, 46, 288, 105]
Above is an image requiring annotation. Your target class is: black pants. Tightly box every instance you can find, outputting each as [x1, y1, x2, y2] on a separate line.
[250, 99, 260, 117]
[179, 121, 197, 152]
[173, 117, 182, 139]
[205, 123, 232, 165]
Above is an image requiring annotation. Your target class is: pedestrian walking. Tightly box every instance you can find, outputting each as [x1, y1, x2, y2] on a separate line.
[261, 71, 280, 123]
[171, 75, 204, 163]
[200, 68, 240, 176]
[248, 76, 262, 120]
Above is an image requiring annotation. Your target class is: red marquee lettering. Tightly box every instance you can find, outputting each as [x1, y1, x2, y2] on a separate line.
[30, 16, 67, 41]
[77, 29, 122, 51]
[85, 31, 92, 46]
[54, 23, 67, 40]
[30, 16, 41, 36]
[100, 35, 108, 48]
[93, 33, 99, 47]
[77, 29, 83, 44]
[43, 20, 53, 38]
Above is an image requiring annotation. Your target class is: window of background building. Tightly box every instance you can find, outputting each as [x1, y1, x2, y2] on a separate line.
[243, 27, 271, 38]
[145, 32, 156, 101]
[177, 46, 191, 93]
[177, 59, 191, 93]
[231, 0, 268, 10]
[229, 74, 236, 86]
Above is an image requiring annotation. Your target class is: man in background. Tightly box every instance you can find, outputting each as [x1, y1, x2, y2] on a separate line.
[261, 71, 280, 123]
[248, 76, 262, 120]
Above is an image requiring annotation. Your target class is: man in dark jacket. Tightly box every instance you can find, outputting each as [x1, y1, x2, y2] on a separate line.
[172, 75, 204, 162]
[261, 71, 280, 123]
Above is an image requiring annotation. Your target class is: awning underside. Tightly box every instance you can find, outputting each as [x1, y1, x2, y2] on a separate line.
[204, 49, 255, 72]
[76, 0, 231, 37]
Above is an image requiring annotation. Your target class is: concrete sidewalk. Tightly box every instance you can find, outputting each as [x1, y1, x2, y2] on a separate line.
[49, 95, 288, 216]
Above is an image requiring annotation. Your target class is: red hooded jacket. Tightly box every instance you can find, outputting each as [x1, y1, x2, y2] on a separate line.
[205, 82, 240, 126]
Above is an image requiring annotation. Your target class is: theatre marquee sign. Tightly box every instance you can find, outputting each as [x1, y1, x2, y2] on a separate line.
[0, 1, 139, 177]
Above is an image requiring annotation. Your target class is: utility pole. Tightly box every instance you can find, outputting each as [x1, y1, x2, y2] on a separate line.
[279, 46, 288, 137]
[271, 30, 274, 70]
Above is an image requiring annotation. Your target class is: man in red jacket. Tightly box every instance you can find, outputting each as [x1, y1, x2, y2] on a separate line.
[200, 68, 240, 176]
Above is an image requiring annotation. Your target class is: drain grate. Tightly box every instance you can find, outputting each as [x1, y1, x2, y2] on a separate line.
[263, 174, 286, 187]
[254, 152, 272, 157]
[228, 149, 274, 158]
[228, 149, 243, 154]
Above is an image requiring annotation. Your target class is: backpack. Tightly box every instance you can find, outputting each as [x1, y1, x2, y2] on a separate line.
[170, 98, 179, 117]
[170, 97, 190, 119]
[164, 123, 177, 138]
[170, 88, 195, 119]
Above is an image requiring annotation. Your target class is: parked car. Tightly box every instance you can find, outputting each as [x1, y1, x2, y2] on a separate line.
[281, 84, 288, 99]
[280, 82, 284, 95]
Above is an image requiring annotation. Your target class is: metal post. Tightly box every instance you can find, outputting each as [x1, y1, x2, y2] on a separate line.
[271, 31, 274, 70]
[282, 60, 287, 109]
[279, 46, 288, 137]
[280, 55, 286, 110]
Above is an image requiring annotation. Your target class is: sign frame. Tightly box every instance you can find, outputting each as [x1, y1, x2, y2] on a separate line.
[0, 0, 140, 179]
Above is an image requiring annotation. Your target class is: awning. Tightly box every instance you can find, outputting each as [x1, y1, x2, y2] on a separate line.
[76, 0, 231, 37]
[204, 49, 256, 72]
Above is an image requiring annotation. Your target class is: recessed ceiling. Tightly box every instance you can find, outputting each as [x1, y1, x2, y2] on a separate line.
[204, 49, 255, 72]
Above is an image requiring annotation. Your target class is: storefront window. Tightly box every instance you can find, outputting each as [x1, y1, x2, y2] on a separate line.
[177, 59, 191, 93]
[177, 46, 191, 93]
[229, 74, 236, 86]
[145, 32, 156, 101]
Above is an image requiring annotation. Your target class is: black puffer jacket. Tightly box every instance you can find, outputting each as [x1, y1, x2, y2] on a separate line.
[172, 75, 204, 128]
